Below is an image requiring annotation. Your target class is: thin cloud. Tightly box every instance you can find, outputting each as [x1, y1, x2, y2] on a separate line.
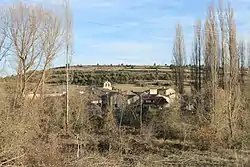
[1, 0, 250, 66]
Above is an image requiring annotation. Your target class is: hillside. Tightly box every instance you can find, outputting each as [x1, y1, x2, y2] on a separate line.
[44, 65, 197, 87]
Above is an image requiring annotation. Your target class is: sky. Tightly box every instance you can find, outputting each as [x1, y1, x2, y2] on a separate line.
[1, 0, 250, 68]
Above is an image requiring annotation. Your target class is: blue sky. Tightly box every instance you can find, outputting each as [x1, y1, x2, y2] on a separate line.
[1, 0, 250, 68]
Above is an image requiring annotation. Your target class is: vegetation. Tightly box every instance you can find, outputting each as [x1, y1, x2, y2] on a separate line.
[172, 24, 185, 94]
[1, 0, 250, 166]
[64, 70, 172, 86]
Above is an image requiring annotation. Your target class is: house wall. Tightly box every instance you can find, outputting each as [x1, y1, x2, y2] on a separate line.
[127, 95, 139, 104]
[149, 89, 157, 95]
[109, 93, 127, 109]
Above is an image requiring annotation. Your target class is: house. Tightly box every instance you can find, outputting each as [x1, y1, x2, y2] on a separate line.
[101, 91, 127, 108]
[123, 91, 140, 105]
[141, 94, 157, 104]
[139, 87, 177, 109]
[87, 81, 125, 111]
[157, 88, 167, 96]
[88, 88, 141, 117]
[141, 94, 169, 109]
[145, 87, 176, 96]
[155, 95, 171, 108]
[164, 88, 177, 103]
[149, 88, 157, 95]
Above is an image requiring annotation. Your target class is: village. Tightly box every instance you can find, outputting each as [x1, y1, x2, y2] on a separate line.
[90, 80, 178, 110]
[2, 0, 250, 166]
[24, 80, 190, 122]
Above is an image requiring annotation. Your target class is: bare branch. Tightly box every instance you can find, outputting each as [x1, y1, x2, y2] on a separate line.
[32, 10, 65, 100]
[173, 24, 185, 95]
[204, 4, 219, 115]
[192, 20, 202, 92]
[0, 3, 66, 102]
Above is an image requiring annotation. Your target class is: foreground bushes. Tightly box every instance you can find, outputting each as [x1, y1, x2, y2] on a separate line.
[1, 83, 250, 166]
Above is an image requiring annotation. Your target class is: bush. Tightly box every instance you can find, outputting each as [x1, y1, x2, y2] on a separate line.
[148, 101, 184, 140]
[47, 70, 173, 85]
[192, 125, 217, 150]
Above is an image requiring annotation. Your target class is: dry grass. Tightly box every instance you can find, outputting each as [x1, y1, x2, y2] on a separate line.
[113, 84, 192, 96]
[2, 0, 250, 166]
[113, 84, 160, 92]
[1, 81, 250, 166]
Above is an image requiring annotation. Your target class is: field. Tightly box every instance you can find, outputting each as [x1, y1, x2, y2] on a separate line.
[113, 83, 160, 92]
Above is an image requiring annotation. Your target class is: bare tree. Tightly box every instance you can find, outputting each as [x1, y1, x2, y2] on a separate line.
[32, 10, 65, 100]
[173, 24, 185, 95]
[192, 19, 202, 92]
[237, 40, 245, 91]
[1, 3, 66, 105]
[0, 6, 11, 71]
[2, 3, 45, 100]
[247, 41, 250, 69]
[225, 4, 240, 139]
[204, 4, 219, 117]
[202, 1, 247, 146]
[64, 0, 73, 134]
[0, 31, 7, 62]
[217, 0, 227, 89]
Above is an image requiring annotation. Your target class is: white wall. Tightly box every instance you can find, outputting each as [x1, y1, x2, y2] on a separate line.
[149, 89, 157, 95]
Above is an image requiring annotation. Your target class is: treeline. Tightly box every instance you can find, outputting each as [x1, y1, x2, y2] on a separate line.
[53, 63, 205, 70]
[48, 70, 174, 85]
